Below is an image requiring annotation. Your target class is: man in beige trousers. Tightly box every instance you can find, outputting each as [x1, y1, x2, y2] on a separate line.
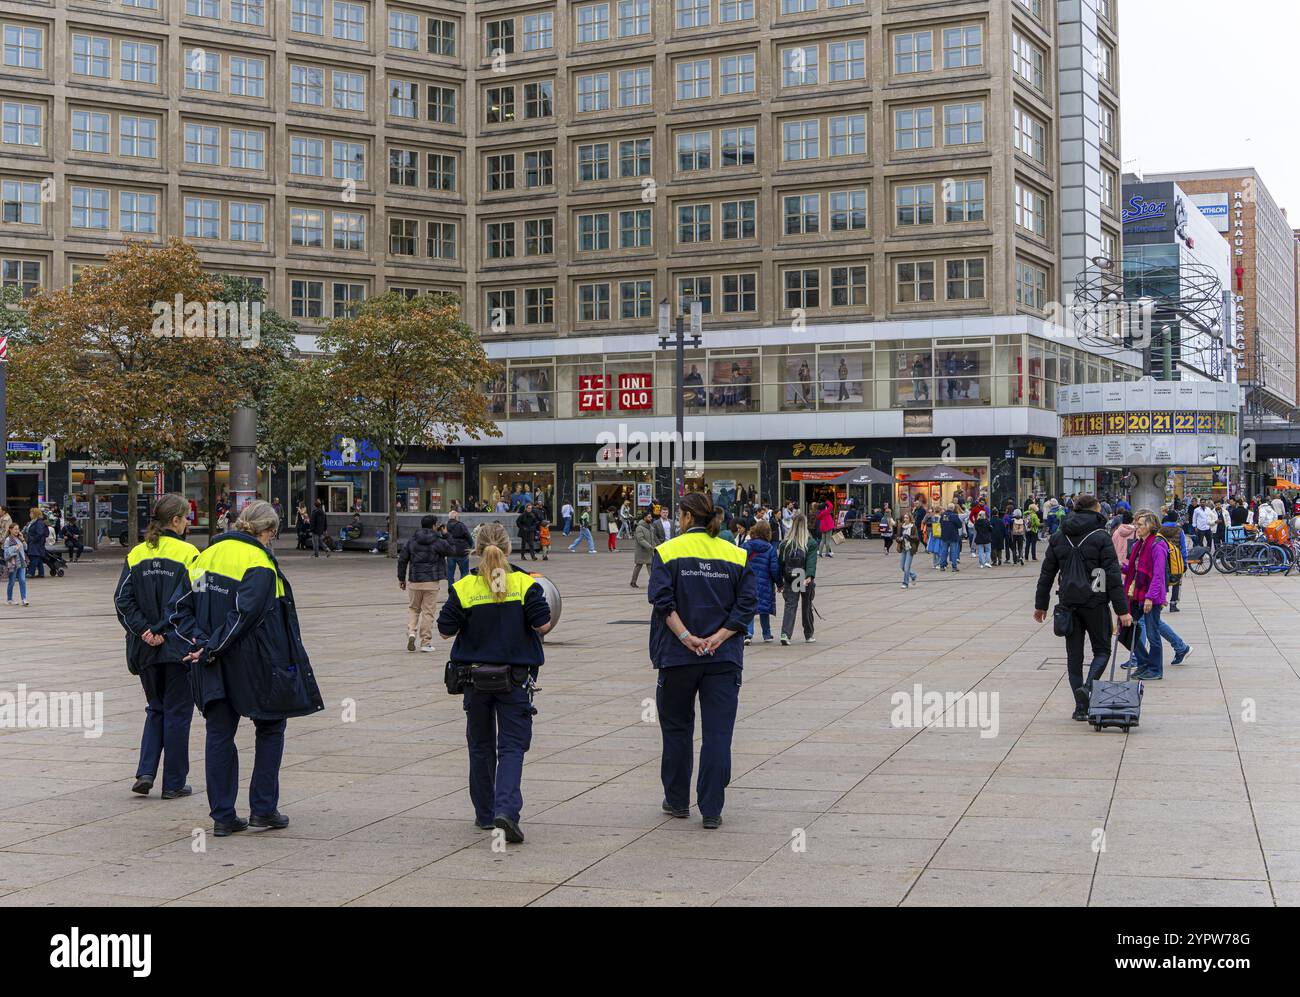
[398, 515, 456, 652]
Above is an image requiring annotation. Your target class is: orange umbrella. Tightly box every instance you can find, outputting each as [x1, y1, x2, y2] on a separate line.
[1275, 479, 1300, 490]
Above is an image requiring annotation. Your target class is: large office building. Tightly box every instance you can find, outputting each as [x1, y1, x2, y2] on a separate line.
[2, 0, 1135, 523]
[1144, 169, 1299, 420]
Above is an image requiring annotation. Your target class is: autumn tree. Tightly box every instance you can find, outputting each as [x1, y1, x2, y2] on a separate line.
[315, 292, 500, 552]
[6, 239, 252, 546]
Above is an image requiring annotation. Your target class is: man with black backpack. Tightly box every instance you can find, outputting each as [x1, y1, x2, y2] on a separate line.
[1032, 494, 1132, 721]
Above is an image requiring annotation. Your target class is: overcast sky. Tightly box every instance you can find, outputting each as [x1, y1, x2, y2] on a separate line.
[1120, 1, 1299, 217]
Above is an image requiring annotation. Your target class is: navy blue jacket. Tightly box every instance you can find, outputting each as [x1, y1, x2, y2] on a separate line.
[167, 531, 324, 720]
[398, 528, 455, 583]
[114, 530, 200, 674]
[940, 511, 962, 542]
[648, 528, 756, 669]
[25, 518, 49, 557]
[437, 566, 550, 668]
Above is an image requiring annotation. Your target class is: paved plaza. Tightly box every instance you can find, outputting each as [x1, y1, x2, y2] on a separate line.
[3, 538, 1300, 907]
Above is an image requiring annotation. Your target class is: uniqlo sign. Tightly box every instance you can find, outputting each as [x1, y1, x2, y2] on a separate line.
[578, 374, 608, 411]
[618, 373, 652, 410]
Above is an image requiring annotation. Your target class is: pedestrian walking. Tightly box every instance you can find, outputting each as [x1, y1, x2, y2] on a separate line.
[516, 503, 540, 561]
[897, 513, 920, 588]
[1124, 511, 1170, 681]
[631, 509, 657, 587]
[974, 510, 993, 567]
[560, 500, 574, 536]
[648, 492, 756, 828]
[169, 500, 324, 837]
[1010, 510, 1026, 565]
[1025, 504, 1041, 561]
[4, 521, 29, 605]
[879, 504, 895, 555]
[399, 514, 457, 653]
[309, 498, 329, 558]
[940, 503, 962, 571]
[778, 512, 819, 638]
[445, 509, 473, 582]
[114, 494, 200, 799]
[990, 510, 1006, 566]
[568, 509, 597, 553]
[607, 508, 619, 552]
[743, 520, 780, 644]
[1032, 494, 1131, 721]
[24, 507, 48, 579]
[816, 499, 836, 557]
[437, 521, 552, 843]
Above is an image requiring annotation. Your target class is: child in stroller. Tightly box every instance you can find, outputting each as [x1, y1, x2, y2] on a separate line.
[44, 549, 68, 577]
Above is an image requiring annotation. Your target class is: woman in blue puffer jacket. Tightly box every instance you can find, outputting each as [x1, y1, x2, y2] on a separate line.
[743, 520, 781, 644]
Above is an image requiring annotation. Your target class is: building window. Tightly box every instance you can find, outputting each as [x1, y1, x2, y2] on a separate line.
[720, 54, 756, 95]
[430, 152, 457, 190]
[619, 138, 652, 176]
[291, 279, 324, 319]
[577, 3, 610, 43]
[618, 68, 651, 107]
[487, 153, 515, 191]
[784, 268, 820, 310]
[782, 47, 818, 87]
[945, 258, 985, 300]
[429, 18, 456, 55]
[388, 80, 416, 117]
[578, 212, 611, 251]
[183, 196, 220, 239]
[1015, 182, 1047, 237]
[619, 208, 652, 248]
[119, 191, 157, 233]
[828, 114, 866, 157]
[943, 25, 982, 68]
[333, 140, 365, 181]
[291, 65, 325, 105]
[1101, 169, 1116, 210]
[333, 1, 366, 42]
[620, 279, 653, 318]
[2, 101, 42, 147]
[676, 60, 711, 100]
[1, 179, 43, 224]
[828, 40, 865, 82]
[894, 107, 934, 150]
[578, 282, 611, 322]
[232, 0, 266, 25]
[121, 42, 159, 84]
[677, 276, 712, 314]
[1014, 106, 1046, 164]
[71, 110, 111, 154]
[389, 148, 417, 186]
[675, 0, 709, 29]
[617, 0, 650, 37]
[782, 119, 819, 161]
[944, 102, 984, 145]
[576, 73, 610, 112]
[783, 194, 819, 236]
[1, 258, 42, 295]
[185, 123, 222, 165]
[1012, 32, 1044, 90]
[486, 221, 515, 259]
[389, 217, 417, 256]
[721, 127, 755, 167]
[523, 150, 552, 187]
[289, 206, 324, 247]
[389, 10, 417, 49]
[290, 136, 324, 176]
[895, 184, 934, 226]
[3, 24, 44, 69]
[829, 189, 867, 231]
[428, 86, 456, 124]
[676, 131, 711, 171]
[1016, 260, 1047, 309]
[229, 128, 265, 170]
[332, 70, 364, 111]
[525, 217, 554, 255]
[830, 265, 868, 307]
[427, 221, 456, 259]
[577, 144, 609, 182]
[677, 203, 712, 243]
[485, 19, 514, 55]
[230, 57, 266, 98]
[332, 211, 366, 251]
[229, 201, 264, 242]
[1097, 41, 1114, 86]
[120, 115, 158, 159]
[720, 0, 754, 23]
[72, 34, 110, 78]
[523, 12, 553, 50]
[894, 31, 932, 74]
[486, 85, 515, 124]
[945, 179, 985, 222]
[333, 282, 365, 318]
[486, 289, 516, 327]
[292, 0, 324, 34]
[722, 273, 756, 313]
[524, 80, 554, 117]
[721, 199, 756, 240]
[896, 261, 935, 303]
[525, 287, 554, 324]
[1100, 103, 1115, 148]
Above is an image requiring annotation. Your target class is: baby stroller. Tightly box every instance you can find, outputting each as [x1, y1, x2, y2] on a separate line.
[44, 550, 68, 577]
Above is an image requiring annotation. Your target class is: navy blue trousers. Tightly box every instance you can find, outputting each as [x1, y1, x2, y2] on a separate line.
[656, 662, 742, 819]
[203, 699, 286, 823]
[464, 684, 533, 824]
[136, 661, 194, 792]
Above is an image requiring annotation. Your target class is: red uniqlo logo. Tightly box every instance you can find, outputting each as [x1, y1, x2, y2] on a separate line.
[578, 374, 608, 411]
[618, 372, 652, 410]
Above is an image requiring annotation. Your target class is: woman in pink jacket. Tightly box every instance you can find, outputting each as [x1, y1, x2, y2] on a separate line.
[1122, 510, 1168, 680]
[1112, 510, 1137, 568]
[817, 500, 836, 558]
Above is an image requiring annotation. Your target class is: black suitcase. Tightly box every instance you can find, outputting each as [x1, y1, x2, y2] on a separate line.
[1088, 633, 1143, 731]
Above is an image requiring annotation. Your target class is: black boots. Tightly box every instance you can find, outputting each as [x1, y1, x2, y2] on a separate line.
[1072, 687, 1091, 722]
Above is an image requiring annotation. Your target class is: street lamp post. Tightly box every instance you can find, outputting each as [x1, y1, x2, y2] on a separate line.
[658, 297, 701, 506]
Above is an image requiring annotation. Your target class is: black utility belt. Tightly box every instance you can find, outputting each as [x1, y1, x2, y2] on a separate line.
[445, 661, 529, 695]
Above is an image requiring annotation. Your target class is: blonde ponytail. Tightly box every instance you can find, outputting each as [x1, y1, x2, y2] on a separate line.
[475, 521, 513, 601]
[145, 493, 189, 548]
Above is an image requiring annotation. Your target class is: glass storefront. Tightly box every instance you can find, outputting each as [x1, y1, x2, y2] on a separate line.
[894, 459, 989, 509]
[316, 470, 372, 514]
[1017, 460, 1055, 508]
[182, 465, 273, 527]
[574, 466, 655, 521]
[780, 462, 855, 515]
[480, 465, 556, 517]
[682, 462, 761, 517]
[394, 467, 464, 514]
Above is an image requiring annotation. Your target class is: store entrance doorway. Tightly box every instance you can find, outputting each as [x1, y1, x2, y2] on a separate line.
[315, 483, 352, 514]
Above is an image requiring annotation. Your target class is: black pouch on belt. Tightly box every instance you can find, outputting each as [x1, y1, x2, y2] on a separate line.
[469, 663, 512, 693]
[1052, 604, 1074, 638]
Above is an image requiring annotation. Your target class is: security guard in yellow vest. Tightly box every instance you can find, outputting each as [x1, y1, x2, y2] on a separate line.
[437, 522, 551, 843]
[113, 494, 200, 798]
[648, 492, 756, 828]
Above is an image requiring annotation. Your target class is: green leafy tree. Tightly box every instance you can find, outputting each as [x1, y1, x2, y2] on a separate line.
[316, 292, 500, 552]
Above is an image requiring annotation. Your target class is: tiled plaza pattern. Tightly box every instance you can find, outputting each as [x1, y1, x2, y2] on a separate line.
[3, 538, 1300, 906]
